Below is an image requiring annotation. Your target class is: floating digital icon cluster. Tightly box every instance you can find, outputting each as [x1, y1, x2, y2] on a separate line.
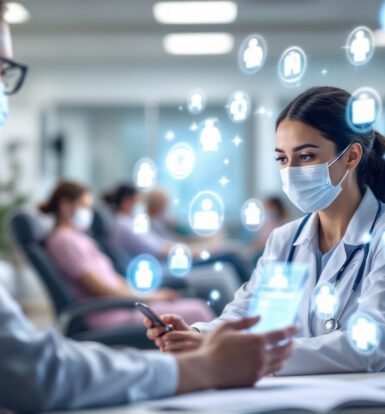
[126, 254, 162, 293]
[167, 244, 192, 277]
[347, 313, 381, 355]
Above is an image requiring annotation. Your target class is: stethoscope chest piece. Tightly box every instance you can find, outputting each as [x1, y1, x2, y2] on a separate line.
[324, 318, 340, 333]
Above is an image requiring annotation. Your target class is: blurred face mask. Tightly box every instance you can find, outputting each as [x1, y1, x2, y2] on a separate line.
[71, 207, 94, 232]
[280, 145, 351, 214]
[0, 83, 9, 129]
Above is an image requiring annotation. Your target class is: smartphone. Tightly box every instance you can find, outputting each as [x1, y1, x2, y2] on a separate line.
[247, 261, 308, 334]
[135, 302, 173, 334]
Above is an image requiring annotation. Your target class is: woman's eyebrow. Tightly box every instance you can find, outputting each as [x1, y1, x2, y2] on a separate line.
[275, 144, 320, 153]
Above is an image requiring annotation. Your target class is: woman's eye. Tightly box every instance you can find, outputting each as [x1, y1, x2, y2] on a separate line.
[300, 154, 315, 161]
[275, 156, 287, 164]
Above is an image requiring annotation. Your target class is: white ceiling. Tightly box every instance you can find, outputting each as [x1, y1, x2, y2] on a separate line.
[10, 0, 385, 64]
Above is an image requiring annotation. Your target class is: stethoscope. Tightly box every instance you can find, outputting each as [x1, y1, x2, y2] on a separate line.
[287, 199, 383, 335]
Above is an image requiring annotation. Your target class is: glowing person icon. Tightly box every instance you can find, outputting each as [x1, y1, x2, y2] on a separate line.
[352, 93, 376, 125]
[244, 202, 261, 226]
[170, 247, 189, 270]
[268, 265, 289, 290]
[243, 38, 263, 69]
[190, 92, 203, 112]
[200, 119, 221, 152]
[229, 92, 248, 122]
[350, 30, 370, 63]
[284, 50, 301, 77]
[134, 260, 154, 289]
[193, 198, 220, 231]
[137, 162, 155, 189]
[315, 285, 338, 317]
[133, 213, 149, 234]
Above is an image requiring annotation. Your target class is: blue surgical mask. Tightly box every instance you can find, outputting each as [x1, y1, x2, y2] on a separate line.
[280, 146, 350, 214]
[0, 83, 9, 129]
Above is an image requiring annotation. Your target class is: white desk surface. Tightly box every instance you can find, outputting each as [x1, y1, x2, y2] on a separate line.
[48, 372, 385, 414]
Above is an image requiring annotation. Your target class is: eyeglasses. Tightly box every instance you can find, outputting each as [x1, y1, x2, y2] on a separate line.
[0, 57, 28, 95]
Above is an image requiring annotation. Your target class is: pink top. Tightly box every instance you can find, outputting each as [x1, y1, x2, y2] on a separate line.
[46, 227, 214, 330]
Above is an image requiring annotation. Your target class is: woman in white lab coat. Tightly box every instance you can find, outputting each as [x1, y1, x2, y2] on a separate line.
[145, 86, 385, 375]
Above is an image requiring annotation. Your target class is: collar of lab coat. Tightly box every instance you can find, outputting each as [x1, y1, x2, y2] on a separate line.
[292, 187, 379, 248]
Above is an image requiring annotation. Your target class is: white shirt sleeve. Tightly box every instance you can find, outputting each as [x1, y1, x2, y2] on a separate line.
[0, 286, 179, 412]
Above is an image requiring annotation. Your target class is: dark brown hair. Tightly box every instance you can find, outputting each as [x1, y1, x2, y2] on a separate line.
[276, 86, 385, 202]
[102, 184, 138, 209]
[39, 180, 89, 215]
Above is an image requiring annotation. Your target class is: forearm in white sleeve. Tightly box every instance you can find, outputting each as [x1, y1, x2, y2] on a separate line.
[0, 286, 178, 412]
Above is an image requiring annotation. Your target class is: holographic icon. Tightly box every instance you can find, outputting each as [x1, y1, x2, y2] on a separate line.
[312, 284, 339, 319]
[134, 158, 156, 190]
[348, 313, 381, 355]
[200, 119, 221, 152]
[347, 87, 382, 133]
[278, 46, 307, 85]
[168, 244, 192, 277]
[127, 254, 162, 293]
[352, 94, 375, 124]
[227, 90, 251, 123]
[189, 191, 224, 237]
[346, 26, 374, 66]
[241, 199, 265, 231]
[133, 212, 150, 234]
[187, 89, 206, 115]
[166, 143, 196, 180]
[268, 264, 289, 290]
[238, 34, 267, 74]
[209, 289, 221, 302]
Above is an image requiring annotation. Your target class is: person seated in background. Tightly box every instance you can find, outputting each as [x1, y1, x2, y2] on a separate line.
[40, 180, 214, 330]
[146, 188, 191, 240]
[251, 196, 291, 262]
[106, 184, 252, 283]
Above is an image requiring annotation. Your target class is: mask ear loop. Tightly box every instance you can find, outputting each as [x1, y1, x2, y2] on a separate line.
[327, 143, 352, 187]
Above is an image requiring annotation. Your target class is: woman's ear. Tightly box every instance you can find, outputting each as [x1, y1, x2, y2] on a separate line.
[346, 142, 362, 170]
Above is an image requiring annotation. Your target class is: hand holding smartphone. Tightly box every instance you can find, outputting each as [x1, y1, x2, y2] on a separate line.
[135, 302, 173, 336]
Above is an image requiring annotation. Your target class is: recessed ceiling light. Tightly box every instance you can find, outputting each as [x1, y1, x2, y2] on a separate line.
[154, 1, 237, 24]
[4, 2, 30, 24]
[163, 33, 234, 55]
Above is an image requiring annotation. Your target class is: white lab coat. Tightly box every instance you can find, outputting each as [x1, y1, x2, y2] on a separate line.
[193, 187, 385, 375]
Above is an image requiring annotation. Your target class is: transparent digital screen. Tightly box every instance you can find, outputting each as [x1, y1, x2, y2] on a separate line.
[248, 261, 308, 333]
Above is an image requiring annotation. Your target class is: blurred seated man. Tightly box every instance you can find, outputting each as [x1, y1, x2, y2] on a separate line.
[106, 184, 252, 283]
[40, 180, 214, 330]
[146, 188, 183, 240]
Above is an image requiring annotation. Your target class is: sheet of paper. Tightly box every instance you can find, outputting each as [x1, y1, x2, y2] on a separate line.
[140, 377, 385, 413]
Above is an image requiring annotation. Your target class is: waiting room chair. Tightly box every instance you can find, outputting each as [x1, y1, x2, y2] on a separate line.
[9, 210, 156, 348]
